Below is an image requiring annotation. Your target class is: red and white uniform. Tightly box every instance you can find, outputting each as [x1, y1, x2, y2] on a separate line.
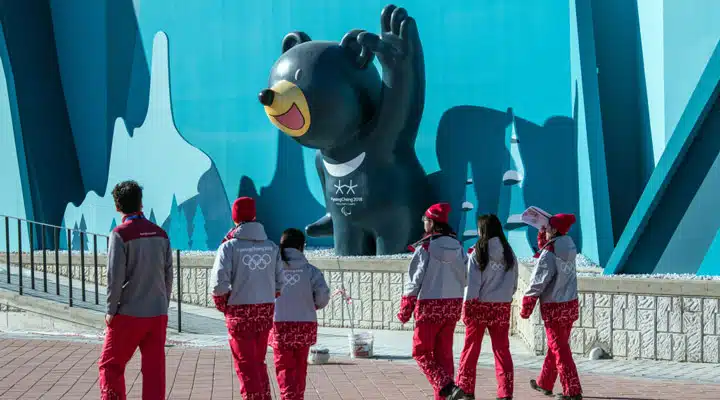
[210, 221, 284, 400]
[99, 213, 172, 400]
[456, 238, 518, 398]
[520, 213, 582, 397]
[270, 248, 330, 400]
[398, 235, 467, 400]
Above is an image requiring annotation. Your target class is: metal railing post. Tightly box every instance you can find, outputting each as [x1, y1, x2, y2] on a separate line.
[80, 232, 86, 302]
[17, 219, 22, 295]
[29, 223, 35, 290]
[93, 235, 99, 305]
[68, 229, 73, 307]
[4, 217, 9, 284]
[42, 224, 47, 292]
[54, 228, 60, 295]
[176, 249, 182, 333]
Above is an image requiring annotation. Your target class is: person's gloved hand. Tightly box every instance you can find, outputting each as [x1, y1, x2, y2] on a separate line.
[397, 296, 416, 324]
[213, 293, 230, 313]
[520, 296, 538, 319]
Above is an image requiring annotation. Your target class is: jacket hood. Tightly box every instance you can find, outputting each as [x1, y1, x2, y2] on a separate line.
[282, 248, 308, 268]
[232, 222, 268, 241]
[429, 236, 464, 263]
[551, 235, 577, 262]
[488, 237, 506, 263]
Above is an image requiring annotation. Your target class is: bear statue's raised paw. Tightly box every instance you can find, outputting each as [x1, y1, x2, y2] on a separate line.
[356, 4, 421, 72]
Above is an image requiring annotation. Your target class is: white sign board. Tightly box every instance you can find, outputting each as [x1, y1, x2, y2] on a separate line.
[521, 206, 552, 230]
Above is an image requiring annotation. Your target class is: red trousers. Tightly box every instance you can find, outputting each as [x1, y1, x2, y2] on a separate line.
[412, 321, 456, 400]
[456, 321, 513, 398]
[98, 314, 168, 400]
[273, 346, 311, 400]
[536, 323, 582, 396]
[229, 329, 272, 400]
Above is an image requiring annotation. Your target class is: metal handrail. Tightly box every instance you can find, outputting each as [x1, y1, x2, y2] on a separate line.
[1, 214, 183, 332]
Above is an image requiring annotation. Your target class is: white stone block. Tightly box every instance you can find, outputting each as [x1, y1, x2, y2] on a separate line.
[684, 312, 702, 362]
[656, 307, 668, 332]
[669, 309, 682, 333]
[627, 331, 641, 359]
[672, 334, 686, 362]
[625, 295, 637, 330]
[657, 296, 671, 313]
[704, 299, 718, 335]
[656, 333, 672, 360]
[638, 310, 656, 359]
[703, 335, 719, 363]
[638, 296, 655, 310]
[595, 293, 611, 308]
[584, 328, 598, 351]
[612, 330, 627, 357]
[582, 293, 594, 327]
[595, 307, 612, 347]
[571, 328, 584, 354]
[683, 297, 701, 312]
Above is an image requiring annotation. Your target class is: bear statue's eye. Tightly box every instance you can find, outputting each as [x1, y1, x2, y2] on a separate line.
[294, 69, 303, 81]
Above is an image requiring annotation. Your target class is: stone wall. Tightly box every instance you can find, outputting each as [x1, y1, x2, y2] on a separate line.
[514, 263, 720, 363]
[4, 252, 720, 363]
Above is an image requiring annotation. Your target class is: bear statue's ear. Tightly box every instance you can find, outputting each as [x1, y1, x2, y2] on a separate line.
[282, 32, 312, 54]
[340, 29, 374, 69]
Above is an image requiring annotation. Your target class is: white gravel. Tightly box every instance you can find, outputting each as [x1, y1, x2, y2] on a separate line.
[10, 250, 720, 280]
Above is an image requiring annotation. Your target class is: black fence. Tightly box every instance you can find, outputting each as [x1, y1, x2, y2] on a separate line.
[0, 215, 184, 332]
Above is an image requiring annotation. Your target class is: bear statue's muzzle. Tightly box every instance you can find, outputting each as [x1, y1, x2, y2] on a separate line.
[260, 80, 311, 137]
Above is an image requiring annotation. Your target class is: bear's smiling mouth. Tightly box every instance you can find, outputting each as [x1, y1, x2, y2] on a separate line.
[271, 103, 305, 131]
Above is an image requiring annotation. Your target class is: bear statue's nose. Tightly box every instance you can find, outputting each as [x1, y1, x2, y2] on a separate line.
[258, 89, 275, 106]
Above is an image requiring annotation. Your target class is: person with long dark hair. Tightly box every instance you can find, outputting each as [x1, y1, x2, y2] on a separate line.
[521, 213, 583, 400]
[270, 228, 330, 400]
[210, 197, 285, 400]
[398, 203, 467, 400]
[456, 214, 518, 400]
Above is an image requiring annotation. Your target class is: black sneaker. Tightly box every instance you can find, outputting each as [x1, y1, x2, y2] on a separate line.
[496, 397, 512, 400]
[530, 379, 553, 396]
[555, 395, 582, 400]
[439, 383, 466, 400]
[462, 395, 475, 400]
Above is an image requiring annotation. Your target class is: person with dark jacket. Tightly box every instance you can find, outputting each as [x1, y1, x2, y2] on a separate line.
[398, 203, 467, 400]
[456, 214, 518, 400]
[521, 213, 583, 400]
[210, 197, 284, 400]
[98, 181, 173, 400]
[270, 228, 330, 400]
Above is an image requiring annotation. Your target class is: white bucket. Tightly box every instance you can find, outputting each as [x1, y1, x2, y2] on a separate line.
[348, 331, 374, 358]
[308, 347, 331, 365]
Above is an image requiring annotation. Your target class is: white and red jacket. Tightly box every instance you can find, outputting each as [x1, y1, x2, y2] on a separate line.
[520, 234, 579, 324]
[210, 222, 285, 332]
[270, 248, 330, 349]
[463, 238, 518, 325]
[398, 235, 467, 324]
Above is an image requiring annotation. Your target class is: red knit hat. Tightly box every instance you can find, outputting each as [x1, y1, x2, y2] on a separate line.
[232, 197, 256, 223]
[424, 203, 451, 224]
[549, 213, 576, 235]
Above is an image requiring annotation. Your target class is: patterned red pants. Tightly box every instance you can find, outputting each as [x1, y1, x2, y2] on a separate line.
[98, 314, 168, 400]
[456, 321, 513, 398]
[228, 329, 272, 400]
[273, 346, 311, 400]
[412, 321, 457, 400]
[536, 323, 582, 397]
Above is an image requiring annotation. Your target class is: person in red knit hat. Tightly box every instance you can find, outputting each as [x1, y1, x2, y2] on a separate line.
[399, 203, 467, 400]
[456, 214, 518, 400]
[210, 197, 284, 400]
[521, 213, 582, 400]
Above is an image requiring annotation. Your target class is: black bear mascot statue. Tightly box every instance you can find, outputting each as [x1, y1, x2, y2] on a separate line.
[260, 4, 432, 256]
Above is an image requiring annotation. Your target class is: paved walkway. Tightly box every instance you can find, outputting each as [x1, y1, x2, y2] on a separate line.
[0, 337, 718, 400]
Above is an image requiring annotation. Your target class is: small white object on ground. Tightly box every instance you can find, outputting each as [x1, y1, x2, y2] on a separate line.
[588, 347, 607, 360]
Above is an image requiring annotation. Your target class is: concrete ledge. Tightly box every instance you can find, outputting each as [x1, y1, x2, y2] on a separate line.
[0, 288, 105, 330]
